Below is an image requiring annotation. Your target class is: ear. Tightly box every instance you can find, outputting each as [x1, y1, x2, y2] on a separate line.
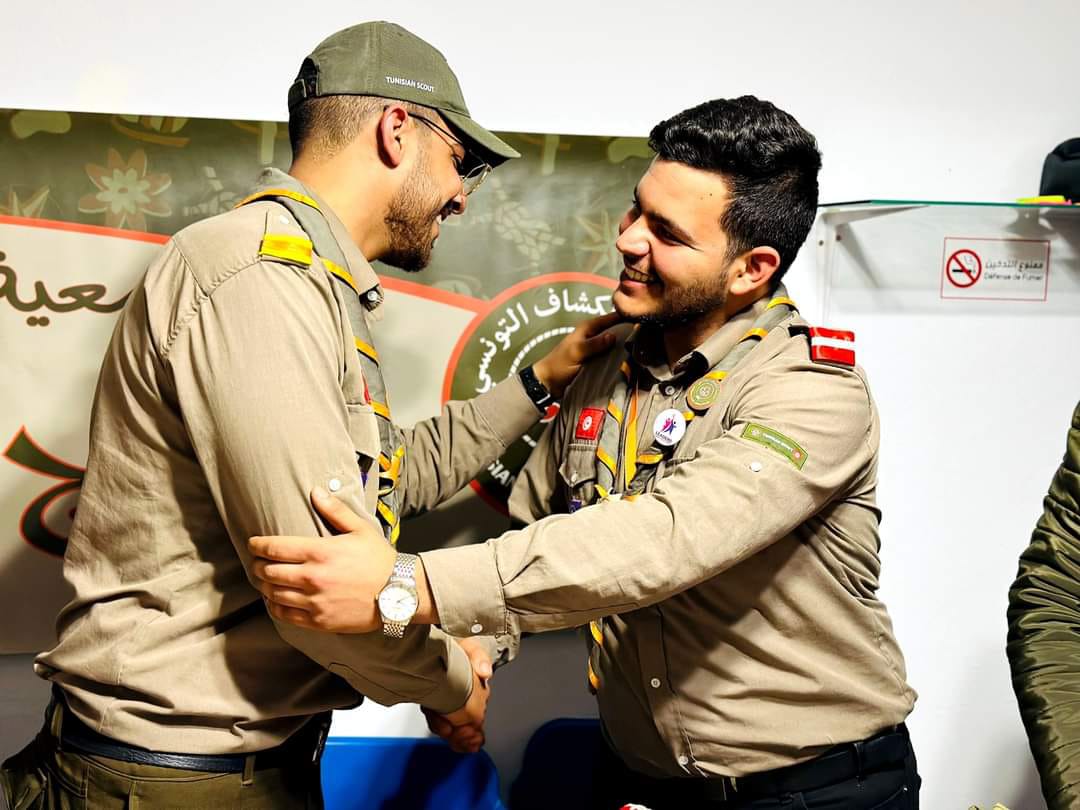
[727, 246, 781, 298]
[375, 104, 413, 169]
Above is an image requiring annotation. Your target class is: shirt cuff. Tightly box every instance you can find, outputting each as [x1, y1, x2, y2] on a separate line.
[472, 375, 540, 449]
[421, 542, 508, 640]
[418, 632, 475, 714]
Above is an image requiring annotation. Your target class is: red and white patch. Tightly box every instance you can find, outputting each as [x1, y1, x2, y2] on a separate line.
[809, 327, 856, 366]
[575, 408, 605, 441]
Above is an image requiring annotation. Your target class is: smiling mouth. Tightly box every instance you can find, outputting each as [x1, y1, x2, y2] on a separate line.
[622, 266, 655, 284]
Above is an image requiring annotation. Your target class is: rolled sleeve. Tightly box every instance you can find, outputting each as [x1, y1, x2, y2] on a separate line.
[421, 542, 509, 639]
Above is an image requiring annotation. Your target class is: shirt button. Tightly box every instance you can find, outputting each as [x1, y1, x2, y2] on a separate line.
[677, 755, 690, 766]
[662, 384, 676, 397]
[366, 290, 380, 302]
[749, 461, 763, 473]
[650, 677, 661, 689]
[471, 623, 484, 634]
[327, 478, 342, 492]
[570, 472, 579, 484]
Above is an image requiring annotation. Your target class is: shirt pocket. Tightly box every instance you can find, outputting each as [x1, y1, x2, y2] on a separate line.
[346, 403, 381, 514]
[558, 444, 600, 510]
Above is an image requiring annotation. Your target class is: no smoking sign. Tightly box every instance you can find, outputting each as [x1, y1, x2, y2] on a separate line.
[945, 249, 982, 288]
[941, 237, 1050, 302]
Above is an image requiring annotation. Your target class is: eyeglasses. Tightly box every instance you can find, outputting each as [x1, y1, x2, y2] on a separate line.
[411, 113, 492, 196]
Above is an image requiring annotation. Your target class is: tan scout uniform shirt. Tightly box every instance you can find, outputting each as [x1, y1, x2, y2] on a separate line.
[421, 298, 916, 778]
[35, 182, 539, 754]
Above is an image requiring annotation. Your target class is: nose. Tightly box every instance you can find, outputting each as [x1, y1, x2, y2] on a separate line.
[449, 186, 467, 216]
[615, 215, 648, 259]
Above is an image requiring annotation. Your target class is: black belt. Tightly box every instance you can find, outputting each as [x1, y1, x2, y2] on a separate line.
[687, 724, 912, 803]
[48, 691, 330, 774]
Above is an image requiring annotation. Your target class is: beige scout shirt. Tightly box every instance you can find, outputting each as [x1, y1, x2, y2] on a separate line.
[35, 182, 539, 754]
[421, 297, 916, 778]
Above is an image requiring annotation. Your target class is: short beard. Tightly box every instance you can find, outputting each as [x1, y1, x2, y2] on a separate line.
[381, 147, 445, 273]
[620, 269, 729, 329]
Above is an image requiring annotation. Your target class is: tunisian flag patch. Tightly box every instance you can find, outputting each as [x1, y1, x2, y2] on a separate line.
[575, 408, 605, 441]
[808, 327, 856, 366]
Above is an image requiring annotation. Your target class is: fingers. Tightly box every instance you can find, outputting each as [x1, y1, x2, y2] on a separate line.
[423, 709, 485, 753]
[257, 580, 312, 610]
[458, 641, 494, 681]
[310, 487, 370, 533]
[579, 310, 622, 337]
[579, 330, 618, 358]
[447, 726, 484, 754]
[265, 599, 318, 629]
[248, 535, 318, 563]
[423, 708, 453, 739]
[252, 558, 309, 589]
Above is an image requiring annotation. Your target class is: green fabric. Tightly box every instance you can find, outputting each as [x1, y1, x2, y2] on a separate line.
[1007, 401, 1080, 810]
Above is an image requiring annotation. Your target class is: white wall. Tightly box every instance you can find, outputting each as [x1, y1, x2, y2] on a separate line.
[4, 0, 1075, 203]
[3, 1, 1079, 807]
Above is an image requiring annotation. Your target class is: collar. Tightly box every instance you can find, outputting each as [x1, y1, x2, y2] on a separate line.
[626, 294, 777, 383]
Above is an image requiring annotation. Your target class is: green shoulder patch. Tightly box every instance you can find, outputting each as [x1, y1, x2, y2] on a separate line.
[741, 423, 808, 469]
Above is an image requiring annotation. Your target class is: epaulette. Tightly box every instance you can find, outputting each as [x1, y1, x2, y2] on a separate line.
[809, 326, 856, 366]
[257, 211, 313, 268]
[247, 203, 311, 270]
[789, 323, 856, 366]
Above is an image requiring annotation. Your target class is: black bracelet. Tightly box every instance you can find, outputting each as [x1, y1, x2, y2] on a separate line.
[518, 366, 555, 414]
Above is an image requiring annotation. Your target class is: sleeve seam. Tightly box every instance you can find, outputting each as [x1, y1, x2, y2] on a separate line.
[160, 253, 269, 361]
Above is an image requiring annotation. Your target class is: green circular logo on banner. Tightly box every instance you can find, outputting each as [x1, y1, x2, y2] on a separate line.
[444, 272, 616, 512]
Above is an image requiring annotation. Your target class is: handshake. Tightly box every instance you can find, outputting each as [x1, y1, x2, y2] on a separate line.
[248, 487, 490, 754]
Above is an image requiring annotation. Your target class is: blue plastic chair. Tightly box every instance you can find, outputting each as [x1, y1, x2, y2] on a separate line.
[509, 718, 602, 810]
[322, 737, 506, 810]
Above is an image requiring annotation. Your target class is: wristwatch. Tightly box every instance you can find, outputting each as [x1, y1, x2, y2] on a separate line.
[518, 365, 555, 415]
[377, 553, 420, 639]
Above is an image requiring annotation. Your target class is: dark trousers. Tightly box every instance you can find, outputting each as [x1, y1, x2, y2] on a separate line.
[1, 700, 325, 810]
[591, 730, 920, 810]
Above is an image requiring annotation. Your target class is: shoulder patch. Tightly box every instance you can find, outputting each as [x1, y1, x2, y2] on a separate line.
[259, 232, 312, 268]
[741, 423, 808, 469]
[808, 327, 856, 367]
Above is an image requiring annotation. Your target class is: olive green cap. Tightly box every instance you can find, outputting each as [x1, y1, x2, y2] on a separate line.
[288, 21, 519, 167]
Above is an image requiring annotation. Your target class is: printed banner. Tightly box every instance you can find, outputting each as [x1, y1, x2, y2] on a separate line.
[0, 109, 651, 652]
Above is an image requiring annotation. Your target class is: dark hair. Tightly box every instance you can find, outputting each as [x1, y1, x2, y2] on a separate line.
[288, 62, 429, 162]
[648, 96, 821, 282]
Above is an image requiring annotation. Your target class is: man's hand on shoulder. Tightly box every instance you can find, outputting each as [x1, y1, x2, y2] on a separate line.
[532, 311, 621, 398]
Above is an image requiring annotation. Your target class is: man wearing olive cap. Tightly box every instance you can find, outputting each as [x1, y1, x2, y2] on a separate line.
[0, 21, 615, 809]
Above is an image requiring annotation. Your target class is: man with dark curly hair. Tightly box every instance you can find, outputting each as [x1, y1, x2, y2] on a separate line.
[251, 96, 921, 809]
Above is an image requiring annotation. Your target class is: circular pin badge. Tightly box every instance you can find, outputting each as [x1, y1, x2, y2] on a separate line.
[653, 408, 687, 447]
[687, 378, 720, 411]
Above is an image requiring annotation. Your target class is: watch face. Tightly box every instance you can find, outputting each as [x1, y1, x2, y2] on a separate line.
[378, 584, 418, 623]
